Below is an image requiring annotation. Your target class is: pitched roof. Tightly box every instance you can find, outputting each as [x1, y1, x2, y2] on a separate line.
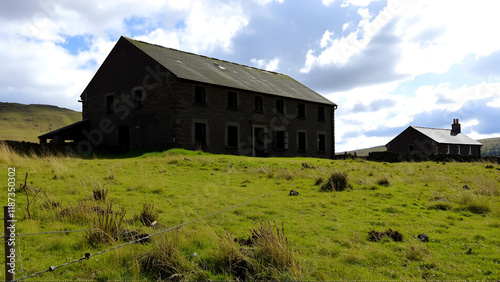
[38, 119, 90, 140]
[411, 126, 482, 145]
[123, 37, 336, 106]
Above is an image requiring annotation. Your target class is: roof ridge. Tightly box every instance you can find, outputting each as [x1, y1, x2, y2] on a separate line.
[122, 36, 285, 76]
[412, 125, 450, 131]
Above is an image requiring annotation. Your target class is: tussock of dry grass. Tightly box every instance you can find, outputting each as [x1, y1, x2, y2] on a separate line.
[453, 189, 492, 214]
[0, 141, 22, 165]
[139, 231, 192, 281]
[320, 171, 349, 192]
[138, 203, 159, 226]
[86, 202, 126, 246]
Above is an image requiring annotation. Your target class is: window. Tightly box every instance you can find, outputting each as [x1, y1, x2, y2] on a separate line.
[298, 103, 306, 118]
[274, 130, 287, 150]
[195, 86, 206, 104]
[446, 145, 450, 154]
[134, 90, 143, 108]
[468, 146, 472, 155]
[408, 144, 414, 151]
[106, 95, 114, 113]
[298, 132, 306, 151]
[227, 126, 238, 148]
[318, 106, 325, 121]
[227, 92, 237, 109]
[276, 100, 284, 114]
[318, 134, 326, 152]
[457, 145, 461, 155]
[255, 96, 263, 112]
[194, 123, 207, 146]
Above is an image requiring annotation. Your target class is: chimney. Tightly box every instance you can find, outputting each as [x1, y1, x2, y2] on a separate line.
[451, 119, 461, 134]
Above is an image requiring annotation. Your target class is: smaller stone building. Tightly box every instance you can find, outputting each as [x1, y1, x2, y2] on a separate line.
[386, 119, 482, 156]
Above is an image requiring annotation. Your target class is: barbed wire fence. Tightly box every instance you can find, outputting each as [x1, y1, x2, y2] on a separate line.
[3, 188, 281, 281]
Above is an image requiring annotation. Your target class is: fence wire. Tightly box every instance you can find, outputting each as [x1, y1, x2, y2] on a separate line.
[11, 188, 281, 281]
[1, 229, 97, 239]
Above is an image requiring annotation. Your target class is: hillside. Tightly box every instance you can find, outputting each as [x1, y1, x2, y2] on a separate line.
[1, 147, 499, 280]
[479, 137, 500, 156]
[0, 102, 81, 142]
[347, 145, 386, 156]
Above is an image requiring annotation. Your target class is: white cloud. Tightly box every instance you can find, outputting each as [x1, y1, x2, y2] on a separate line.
[254, 0, 284, 4]
[322, 0, 336, 7]
[301, 1, 401, 72]
[0, 0, 253, 111]
[136, 1, 249, 54]
[319, 30, 334, 48]
[251, 57, 280, 71]
[487, 98, 500, 108]
[0, 37, 108, 110]
[357, 8, 371, 20]
[341, 0, 379, 7]
[342, 22, 350, 31]
[395, 1, 500, 76]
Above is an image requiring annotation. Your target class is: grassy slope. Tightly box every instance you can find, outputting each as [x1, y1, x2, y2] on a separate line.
[1, 148, 499, 280]
[347, 145, 386, 156]
[479, 137, 500, 156]
[0, 102, 81, 142]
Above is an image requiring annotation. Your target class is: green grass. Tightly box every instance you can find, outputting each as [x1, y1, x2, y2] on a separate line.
[0, 102, 81, 142]
[1, 146, 500, 280]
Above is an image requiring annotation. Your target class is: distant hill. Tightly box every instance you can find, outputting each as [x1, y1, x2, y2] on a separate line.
[0, 102, 81, 142]
[346, 145, 386, 157]
[478, 137, 500, 156]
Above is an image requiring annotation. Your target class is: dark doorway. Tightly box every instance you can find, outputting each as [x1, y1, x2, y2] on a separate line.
[118, 126, 130, 153]
[253, 127, 266, 157]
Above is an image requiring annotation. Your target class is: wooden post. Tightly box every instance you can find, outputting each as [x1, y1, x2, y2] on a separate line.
[4, 206, 15, 281]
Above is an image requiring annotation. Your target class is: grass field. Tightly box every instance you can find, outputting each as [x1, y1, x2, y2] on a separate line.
[0, 103, 81, 142]
[1, 145, 499, 280]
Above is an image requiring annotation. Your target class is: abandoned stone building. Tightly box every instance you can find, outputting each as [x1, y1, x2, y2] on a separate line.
[386, 119, 482, 156]
[39, 36, 338, 158]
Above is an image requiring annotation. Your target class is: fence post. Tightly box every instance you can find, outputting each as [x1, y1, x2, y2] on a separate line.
[4, 206, 15, 281]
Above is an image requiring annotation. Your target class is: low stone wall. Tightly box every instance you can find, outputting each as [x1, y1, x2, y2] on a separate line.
[0, 140, 79, 156]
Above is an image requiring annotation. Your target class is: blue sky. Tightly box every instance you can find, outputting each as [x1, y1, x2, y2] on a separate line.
[0, 0, 499, 151]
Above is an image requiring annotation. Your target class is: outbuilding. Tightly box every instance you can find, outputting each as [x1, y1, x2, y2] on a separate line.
[386, 119, 482, 156]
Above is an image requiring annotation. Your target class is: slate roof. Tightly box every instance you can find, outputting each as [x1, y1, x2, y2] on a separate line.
[411, 126, 482, 145]
[38, 119, 90, 140]
[123, 37, 336, 106]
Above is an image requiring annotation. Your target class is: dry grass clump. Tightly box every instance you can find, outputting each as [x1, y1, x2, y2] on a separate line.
[0, 141, 23, 166]
[404, 240, 432, 262]
[250, 221, 300, 280]
[86, 202, 126, 246]
[219, 230, 251, 280]
[139, 231, 192, 281]
[320, 171, 349, 192]
[275, 169, 294, 180]
[222, 220, 301, 280]
[60, 203, 100, 223]
[455, 191, 492, 214]
[376, 177, 391, 187]
[139, 203, 159, 226]
[93, 186, 108, 201]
